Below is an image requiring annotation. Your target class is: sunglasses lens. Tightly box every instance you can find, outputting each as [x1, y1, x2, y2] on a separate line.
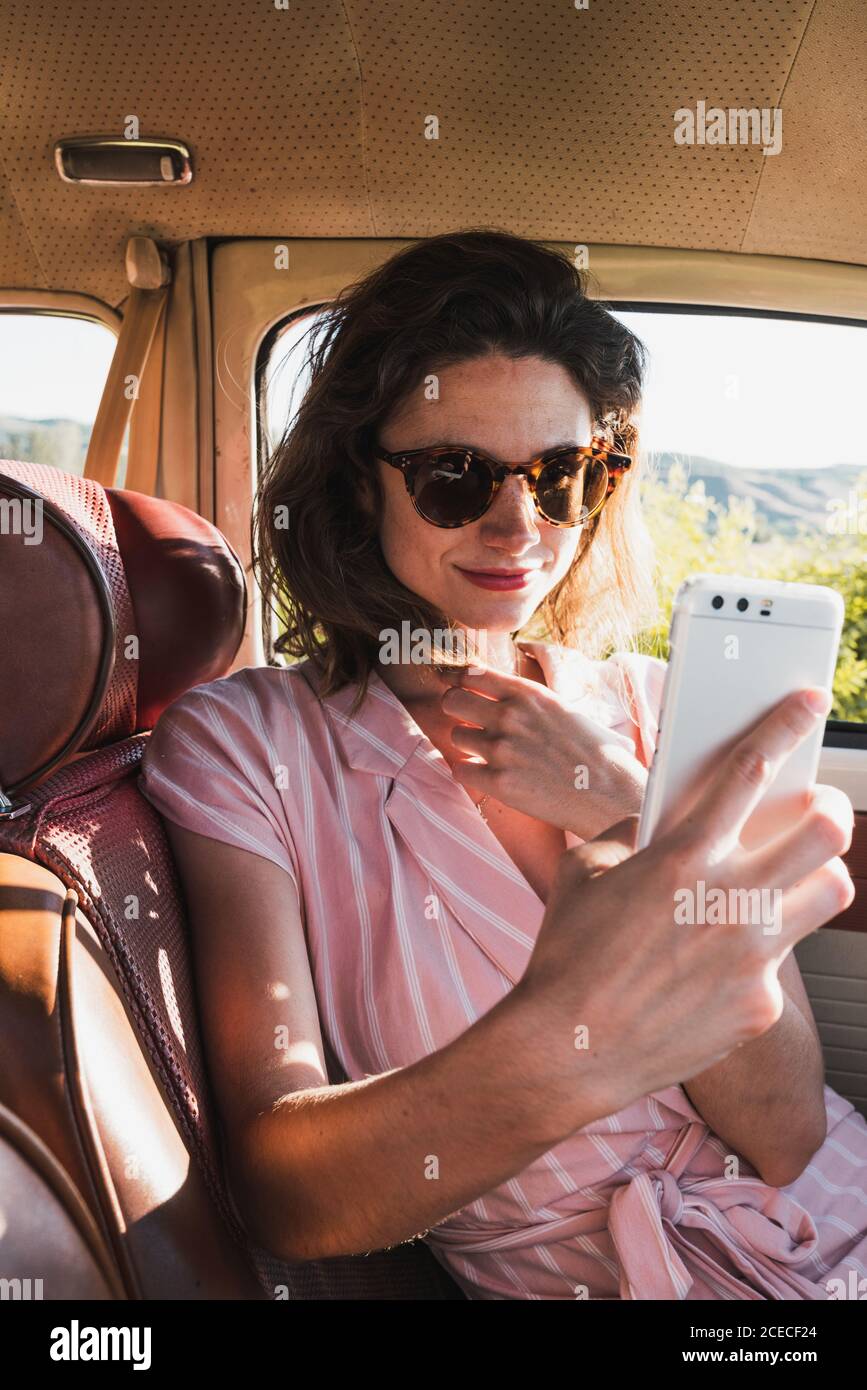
[536, 454, 608, 524]
[413, 451, 492, 526]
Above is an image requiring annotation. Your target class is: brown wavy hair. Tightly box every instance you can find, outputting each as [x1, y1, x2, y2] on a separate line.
[254, 229, 656, 703]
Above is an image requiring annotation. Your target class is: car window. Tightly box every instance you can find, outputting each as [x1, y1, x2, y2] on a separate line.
[260, 309, 323, 459]
[261, 304, 866, 724]
[615, 309, 867, 724]
[0, 312, 118, 477]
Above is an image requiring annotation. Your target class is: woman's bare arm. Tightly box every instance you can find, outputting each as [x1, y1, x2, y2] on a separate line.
[167, 823, 599, 1261]
[683, 950, 826, 1187]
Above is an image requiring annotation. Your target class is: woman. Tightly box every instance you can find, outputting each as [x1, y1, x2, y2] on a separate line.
[140, 230, 866, 1300]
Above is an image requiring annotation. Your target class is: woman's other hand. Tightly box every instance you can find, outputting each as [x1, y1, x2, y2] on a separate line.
[441, 663, 647, 837]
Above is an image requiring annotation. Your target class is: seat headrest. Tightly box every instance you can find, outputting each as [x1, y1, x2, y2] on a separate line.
[0, 460, 247, 796]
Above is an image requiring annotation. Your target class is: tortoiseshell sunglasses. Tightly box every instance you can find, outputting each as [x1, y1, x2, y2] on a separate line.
[374, 437, 631, 528]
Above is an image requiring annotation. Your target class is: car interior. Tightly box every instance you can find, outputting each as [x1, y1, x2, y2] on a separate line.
[0, 0, 866, 1306]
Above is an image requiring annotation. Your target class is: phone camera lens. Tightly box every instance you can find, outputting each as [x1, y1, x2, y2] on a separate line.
[737, 598, 749, 612]
[712, 595, 724, 609]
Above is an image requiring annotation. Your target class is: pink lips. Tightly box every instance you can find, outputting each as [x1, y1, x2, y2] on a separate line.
[456, 567, 536, 591]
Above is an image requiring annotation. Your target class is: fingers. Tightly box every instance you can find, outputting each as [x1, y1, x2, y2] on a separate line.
[442, 672, 548, 750]
[450, 722, 494, 757]
[449, 665, 547, 700]
[552, 818, 642, 904]
[442, 675, 634, 751]
[450, 757, 495, 791]
[686, 688, 831, 848]
[769, 858, 855, 955]
[592, 814, 640, 849]
[558, 825, 637, 885]
[441, 684, 499, 726]
[575, 814, 640, 861]
[748, 783, 854, 892]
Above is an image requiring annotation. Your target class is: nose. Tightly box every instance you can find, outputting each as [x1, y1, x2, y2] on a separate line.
[477, 472, 540, 551]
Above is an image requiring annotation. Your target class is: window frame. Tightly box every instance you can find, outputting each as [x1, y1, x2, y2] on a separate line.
[0, 292, 121, 336]
[0, 298, 122, 478]
[255, 305, 324, 481]
[610, 299, 867, 744]
[257, 297, 867, 742]
[254, 305, 329, 665]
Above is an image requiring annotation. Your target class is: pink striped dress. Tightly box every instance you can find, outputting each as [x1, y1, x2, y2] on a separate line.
[139, 641, 867, 1300]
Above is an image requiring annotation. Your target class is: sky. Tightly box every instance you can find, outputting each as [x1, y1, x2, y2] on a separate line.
[614, 310, 867, 471]
[0, 313, 117, 423]
[2, 307, 865, 473]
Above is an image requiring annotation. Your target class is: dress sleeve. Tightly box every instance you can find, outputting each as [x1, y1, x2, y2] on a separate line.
[138, 678, 300, 888]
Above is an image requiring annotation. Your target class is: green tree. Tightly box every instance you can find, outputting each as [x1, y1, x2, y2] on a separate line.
[638, 464, 867, 722]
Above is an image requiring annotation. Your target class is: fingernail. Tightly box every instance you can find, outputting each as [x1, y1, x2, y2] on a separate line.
[800, 688, 831, 716]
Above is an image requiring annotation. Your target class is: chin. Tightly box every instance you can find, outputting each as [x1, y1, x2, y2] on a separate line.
[444, 594, 540, 634]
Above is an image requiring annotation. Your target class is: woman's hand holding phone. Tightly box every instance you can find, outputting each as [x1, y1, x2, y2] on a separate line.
[513, 687, 854, 1134]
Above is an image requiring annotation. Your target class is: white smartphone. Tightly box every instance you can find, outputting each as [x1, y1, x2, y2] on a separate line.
[637, 575, 843, 851]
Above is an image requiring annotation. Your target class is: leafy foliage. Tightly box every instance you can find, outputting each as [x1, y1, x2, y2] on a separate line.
[638, 463, 867, 722]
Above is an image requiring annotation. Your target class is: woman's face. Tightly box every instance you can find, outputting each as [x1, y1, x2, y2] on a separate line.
[376, 353, 595, 634]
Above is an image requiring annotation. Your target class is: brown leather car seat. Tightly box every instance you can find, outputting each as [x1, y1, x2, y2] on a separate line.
[0, 459, 461, 1300]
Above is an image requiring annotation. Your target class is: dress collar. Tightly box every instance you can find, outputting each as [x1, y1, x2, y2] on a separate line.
[308, 638, 602, 782]
[302, 653, 549, 982]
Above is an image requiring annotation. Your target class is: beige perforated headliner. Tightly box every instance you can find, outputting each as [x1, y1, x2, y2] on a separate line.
[0, 0, 865, 308]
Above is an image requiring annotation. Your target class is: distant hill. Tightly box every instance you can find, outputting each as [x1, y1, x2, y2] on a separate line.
[648, 453, 865, 535]
[0, 416, 91, 474]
